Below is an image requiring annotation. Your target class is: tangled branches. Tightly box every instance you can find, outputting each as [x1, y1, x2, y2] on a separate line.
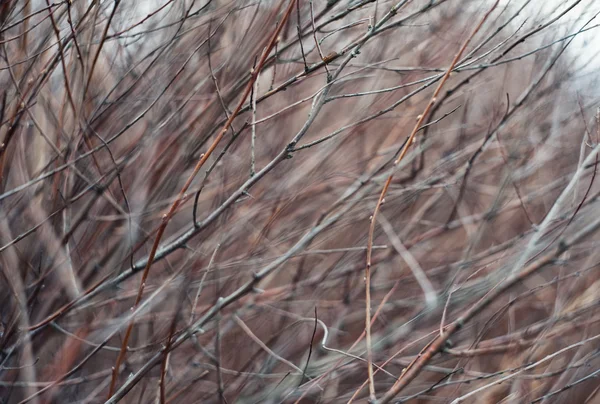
[1, 0, 600, 403]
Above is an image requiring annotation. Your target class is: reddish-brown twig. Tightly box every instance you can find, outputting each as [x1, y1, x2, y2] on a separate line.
[363, 1, 500, 400]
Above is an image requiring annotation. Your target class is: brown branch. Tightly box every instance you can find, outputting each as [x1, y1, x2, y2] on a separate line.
[364, 2, 500, 401]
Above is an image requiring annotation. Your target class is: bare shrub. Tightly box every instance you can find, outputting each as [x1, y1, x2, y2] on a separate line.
[1, 0, 600, 403]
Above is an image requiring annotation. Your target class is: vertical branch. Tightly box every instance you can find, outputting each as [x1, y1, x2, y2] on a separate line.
[83, 0, 121, 101]
[363, 2, 499, 401]
[309, 0, 330, 80]
[159, 288, 184, 404]
[251, 72, 259, 177]
[296, 0, 309, 71]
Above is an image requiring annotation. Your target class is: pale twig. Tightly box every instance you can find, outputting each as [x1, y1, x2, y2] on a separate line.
[189, 244, 220, 325]
[233, 314, 306, 377]
[377, 213, 436, 307]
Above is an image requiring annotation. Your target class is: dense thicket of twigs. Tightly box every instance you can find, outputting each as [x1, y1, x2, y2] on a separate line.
[1, 0, 600, 402]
